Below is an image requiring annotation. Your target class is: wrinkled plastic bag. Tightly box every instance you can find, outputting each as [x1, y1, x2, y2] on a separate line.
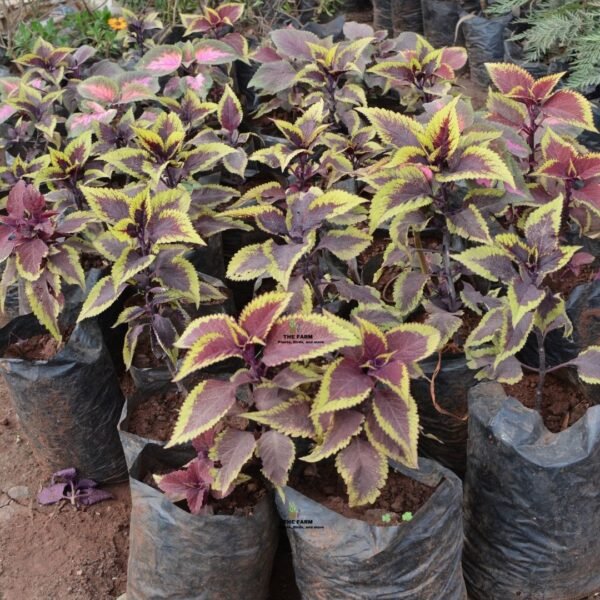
[391, 0, 423, 34]
[412, 354, 474, 478]
[463, 382, 600, 599]
[374, 0, 393, 32]
[126, 443, 279, 600]
[276, 458, 467, 599]
[421, 0, 461, 48]
[461, 13, 512, 86]
[0, 315, 126, 482]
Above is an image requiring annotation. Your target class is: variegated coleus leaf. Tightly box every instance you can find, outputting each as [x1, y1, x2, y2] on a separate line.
[77, 72, 159, 106]
[486, 63, 596, 131]
[360, 97, 515, 188]
[209, 428, 257, 493]
[300, 318, 440, 505]
[256, 430, 295, 488]
[568, 347, 600, 384]
[335, 437, 388, 507]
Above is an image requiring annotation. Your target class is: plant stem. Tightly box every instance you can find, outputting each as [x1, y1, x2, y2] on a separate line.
[442, 227, 458, 312]
[535, 328, 546, 413]
[413, 231, 429, 275]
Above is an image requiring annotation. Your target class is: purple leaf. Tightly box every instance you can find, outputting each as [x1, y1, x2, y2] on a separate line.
[38, 483, 67, 505]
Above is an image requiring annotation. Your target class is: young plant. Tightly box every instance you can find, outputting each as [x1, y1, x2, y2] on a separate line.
[485, 64, 596, 175]
[359, 97, 513, 332]
[0, 181, 91, 340]
[368, 33, 467, 108]
[155, 433, 215, 515]
[225, 187, 369, 304]
[166, 291, 359, 495]
[100, 111, 234, 189]
[457, 197, 600, 409]
[180, 3, 245, 38]
[249, 28, 375, 122]
[38, 468, 113, 507]
[77, 185, 212, 373]
[533, 129, 600, 233]
[303, 317, 441, 506]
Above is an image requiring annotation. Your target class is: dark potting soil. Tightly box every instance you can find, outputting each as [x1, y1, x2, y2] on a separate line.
[504, 372, 592, 433]
[3, 325, 74, 361]
[128, 389, 184, 441]
[547, 264, 598, 298]
[294, 460, 436, 526]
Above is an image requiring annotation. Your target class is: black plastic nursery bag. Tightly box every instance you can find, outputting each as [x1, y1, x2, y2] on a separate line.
[391, 0, 423, 35]
[412, 354, 475, 478]
[0, 315, 127, 482]
[461, 13, 512, 86]
[421, 0, 461, 48]
[277, 458, 467, 599]
[373, 0, 394, 32]
[126, 443, 279, 600]
[463, 382, 600, 600]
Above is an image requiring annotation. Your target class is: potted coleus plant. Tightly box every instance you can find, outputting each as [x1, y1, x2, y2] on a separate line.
[125, 290, 357, 599]
[456, 197, 600, 600]
[76, 183, 228, 464]
[0, 181, 126, 481]
[276, 316, 468, 598]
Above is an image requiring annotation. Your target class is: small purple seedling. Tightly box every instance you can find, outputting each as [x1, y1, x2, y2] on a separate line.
[38, 468, 113, 508]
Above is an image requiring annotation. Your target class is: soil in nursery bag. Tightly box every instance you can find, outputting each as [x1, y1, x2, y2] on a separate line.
[0, 315, 127, 483]
[463, 382, 600, 600]
[128, 388, 182, 442]
[278, 458, 467, 599]
[504, 372, 592, 432]
[127, 443, 278, 600]
[294, 459, 436, 525]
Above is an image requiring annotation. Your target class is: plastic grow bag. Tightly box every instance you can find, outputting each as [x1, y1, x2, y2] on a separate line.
[276, 458, 467, 599]
[373, 0, 394, 32]
[412, 354, 475, 478]
[0, 315, 127, 482]
[461, 13, 512, 86]
[421, 0, 461, 48]
[126, 443, 279, 600]
[463, 382, 600, 600]
[391, 0, 423, 35]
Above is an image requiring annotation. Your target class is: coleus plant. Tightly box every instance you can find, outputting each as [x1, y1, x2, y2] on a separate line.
[155, 433, 215, 515]
[76, 185, 219, 372]
[485, 63, 596, 175]
[136, 34, 245, 99]
[456, 196, 600, 410]
[100, 111, 235, 189]
[180, 3, 245, 39]
[0, 181, 91, 340]
[358, 97, 514, 338]
[368, 33, 467, 109]
[304, 317, 441, 506]
[224, 187, 371, 310]
[38, 468, 112, 507]
[166, 291, 359, 496]
[33, 131, 105, 210]
[249, 28, 375, 122]
[250, 100, 354, 192]
[533, 129, 600, 233]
